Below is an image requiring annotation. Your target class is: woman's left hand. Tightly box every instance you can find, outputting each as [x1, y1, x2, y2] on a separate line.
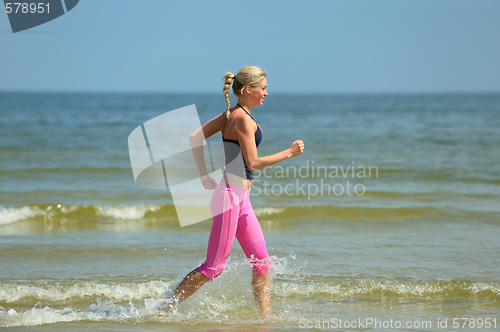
[200, 175, 217, 190]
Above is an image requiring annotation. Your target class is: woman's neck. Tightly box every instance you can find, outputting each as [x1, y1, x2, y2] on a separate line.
[236, 101, 254, 113]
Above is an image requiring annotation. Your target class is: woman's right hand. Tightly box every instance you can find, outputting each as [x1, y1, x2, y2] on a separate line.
[200, 174, 217, 190]
[287, 140, 304, 158]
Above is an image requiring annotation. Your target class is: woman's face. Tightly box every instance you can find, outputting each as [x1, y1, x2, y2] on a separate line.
[248, 78, 268, 106]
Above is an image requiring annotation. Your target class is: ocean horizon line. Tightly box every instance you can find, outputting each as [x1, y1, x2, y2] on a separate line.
[1, 90, 500, 97]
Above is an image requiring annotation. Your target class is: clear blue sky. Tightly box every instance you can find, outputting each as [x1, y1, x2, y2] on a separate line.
[1, 0, 499, 93]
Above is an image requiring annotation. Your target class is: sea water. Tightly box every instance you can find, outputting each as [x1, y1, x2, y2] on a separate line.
[0, 92, 499, 331]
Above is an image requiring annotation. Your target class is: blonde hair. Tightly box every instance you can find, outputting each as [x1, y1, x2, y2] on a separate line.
[222, 66, 267, 118]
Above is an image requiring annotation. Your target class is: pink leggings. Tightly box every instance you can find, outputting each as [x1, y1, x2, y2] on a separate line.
[198, 182, 271, 280]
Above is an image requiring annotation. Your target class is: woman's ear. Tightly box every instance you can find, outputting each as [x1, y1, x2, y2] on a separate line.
[244, 85, 252, 95]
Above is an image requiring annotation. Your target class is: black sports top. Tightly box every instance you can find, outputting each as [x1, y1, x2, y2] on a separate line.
[221, 104, 262, 180]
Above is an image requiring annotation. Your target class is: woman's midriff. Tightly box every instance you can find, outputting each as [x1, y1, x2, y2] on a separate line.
[221, 172, 251, 190]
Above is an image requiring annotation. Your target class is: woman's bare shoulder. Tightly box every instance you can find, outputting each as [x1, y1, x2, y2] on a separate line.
[233, 112, 256, 133]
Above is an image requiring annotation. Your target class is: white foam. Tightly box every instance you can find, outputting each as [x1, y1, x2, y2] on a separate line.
[274, 280, 500, 298]
[1, 305, 86, 327]
[94, 204, 162, 220]
[0, 206, 45, 226]
[0, 296, 267, 327]
[467, 281, 500, 295]
[253, 207, 285, 217]
[59, 205, 78, 214]
[0, 280, 172, 303]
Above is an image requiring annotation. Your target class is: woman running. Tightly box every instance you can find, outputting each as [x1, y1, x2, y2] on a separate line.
[165, 65, 304, 316]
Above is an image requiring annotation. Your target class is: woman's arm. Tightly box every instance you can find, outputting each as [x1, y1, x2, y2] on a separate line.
[236, 116, 304, 172]
[189, 113, 223, 189]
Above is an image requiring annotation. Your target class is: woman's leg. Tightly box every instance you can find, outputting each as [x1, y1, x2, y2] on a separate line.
[164, 268, 209, 311]
[236, 196, 272, 316]
[164, 185, 242, 311]
[252, 272, 271, 316]
[198, 184, 241, 279]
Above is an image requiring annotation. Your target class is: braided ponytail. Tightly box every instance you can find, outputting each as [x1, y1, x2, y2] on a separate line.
[222, 66, 266, 119]
[222, 72, 235, 119]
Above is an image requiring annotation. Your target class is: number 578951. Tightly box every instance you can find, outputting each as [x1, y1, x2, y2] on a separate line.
[452, 318, 497, 329]
[5, 3, 50, 14]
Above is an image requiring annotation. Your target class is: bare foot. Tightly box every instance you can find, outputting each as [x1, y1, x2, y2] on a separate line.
[158, 299, 178, 313]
